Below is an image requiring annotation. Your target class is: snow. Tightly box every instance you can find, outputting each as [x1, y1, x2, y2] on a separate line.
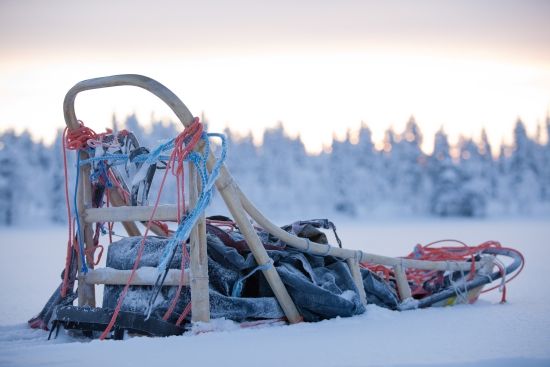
[1, 217, 549, 366]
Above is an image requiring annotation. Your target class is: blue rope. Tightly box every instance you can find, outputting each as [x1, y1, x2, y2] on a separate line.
[231, 259, 274, 297]
[71, 129, 227, 274]
[89, 160, 114, 188]
[156, 132, 227, 273]
[73, 153, 88, 273]
[79, 153, 172, 166]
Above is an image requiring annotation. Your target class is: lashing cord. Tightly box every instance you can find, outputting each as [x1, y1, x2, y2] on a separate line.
[361, 240, 525, 304]
[98, 118, 226, 339]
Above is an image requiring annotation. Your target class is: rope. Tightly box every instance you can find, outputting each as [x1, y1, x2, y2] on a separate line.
[156, 131, 227, 273]
[61, 124, 119, 278]
[232, 259, 274, 297]
[162, 240, 189, 321]
[480, 246, 524, 297]
[98, 117, 226, 339]
[98, 141, 179, 340]
[73, 154, 88, 273]
[176, 302, 192, 326]
[360, 239, 525, 302]
[144, 130, 226, 318]
[64, 123, 100, 150]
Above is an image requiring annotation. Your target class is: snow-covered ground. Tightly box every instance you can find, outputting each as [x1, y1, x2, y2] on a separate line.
[1, 217, 549, 367]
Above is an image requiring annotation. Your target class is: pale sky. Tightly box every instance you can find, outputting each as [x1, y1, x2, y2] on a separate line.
[1, 0, 549, 153]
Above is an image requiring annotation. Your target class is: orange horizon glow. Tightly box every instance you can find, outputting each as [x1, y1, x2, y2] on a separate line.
[1, 1, 549, 155]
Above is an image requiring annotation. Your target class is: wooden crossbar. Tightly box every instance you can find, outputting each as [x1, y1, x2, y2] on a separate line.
[85, 267, 189, 286]
[84, 205, 178, 223]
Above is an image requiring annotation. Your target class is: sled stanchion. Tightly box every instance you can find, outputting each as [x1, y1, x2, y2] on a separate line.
[77, 151, 96, 307]
[394, 263, 412, 301]
[347, 257, 368, 307]
[189, 158, 210, 323]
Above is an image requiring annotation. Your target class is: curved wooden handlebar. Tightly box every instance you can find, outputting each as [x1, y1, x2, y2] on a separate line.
[63, 74, 194, 130]
[63, 74, 303, 320]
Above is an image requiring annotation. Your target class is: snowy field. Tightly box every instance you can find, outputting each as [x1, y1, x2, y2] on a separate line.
[0, 217, 549, 367]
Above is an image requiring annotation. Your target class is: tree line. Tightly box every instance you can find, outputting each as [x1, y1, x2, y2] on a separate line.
[0, 114, 549, 225]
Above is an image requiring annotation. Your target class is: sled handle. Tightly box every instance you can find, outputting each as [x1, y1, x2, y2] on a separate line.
[63, 74, 195, 130]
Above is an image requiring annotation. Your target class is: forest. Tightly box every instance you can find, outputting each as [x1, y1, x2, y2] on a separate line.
[0, 115, 549, 225]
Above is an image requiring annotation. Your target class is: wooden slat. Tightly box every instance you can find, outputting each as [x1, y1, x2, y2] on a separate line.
[85, 267, 188, 286]
[84, 205, 178, 223]
[106, 188, 142, 236]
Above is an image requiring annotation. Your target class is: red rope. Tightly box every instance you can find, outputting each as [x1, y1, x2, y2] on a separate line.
[106, 190, 113, 244]
[480, 246, 525, 303]
[360, 240, 524, 302]
[61, 122, 118, 296]
[99, 158, 174, 340]
[161, 117, 202, 323]
[172, 117, 203, 222]
[176, 302, 192, 326]
[162, 241, 189, 321]
[205, 219, 237, 230]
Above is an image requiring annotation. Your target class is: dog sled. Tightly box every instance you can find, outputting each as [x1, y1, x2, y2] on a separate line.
[29, 75, 524, 340]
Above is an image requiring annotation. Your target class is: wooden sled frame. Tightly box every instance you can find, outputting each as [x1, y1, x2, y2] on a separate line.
[64, 74, 486, 325]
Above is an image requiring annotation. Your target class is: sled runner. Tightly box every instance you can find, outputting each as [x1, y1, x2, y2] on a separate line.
[30, 75, 524, 340]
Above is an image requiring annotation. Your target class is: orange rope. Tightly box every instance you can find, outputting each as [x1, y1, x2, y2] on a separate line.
[360, 240, 524, 302]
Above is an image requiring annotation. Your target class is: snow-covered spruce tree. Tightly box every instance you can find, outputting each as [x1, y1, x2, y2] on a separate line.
[0, 131, 50, 225]
[49, 130, 67, 223]
[0, 131, 18, 225]
[20, 132, 52, 221]
[495, 142, 514, 213]
[329, 130, 358, 216]
[509, 119, 539, 212]
[455, 136, 488, 216]
[381, 127, 398, 194]
[123, 113, 146, 145]
[539, 116, 550, 202]
[216, 127, 261, 214]
[479, 129, 497, 199]
[388, 117, 429, 213]
[257, 122, 310, 216]
[224, 128, 259, 184]
[353, 122, 383, 214]
[111, 113, 120, 132]
[428, 128, 463, 216]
